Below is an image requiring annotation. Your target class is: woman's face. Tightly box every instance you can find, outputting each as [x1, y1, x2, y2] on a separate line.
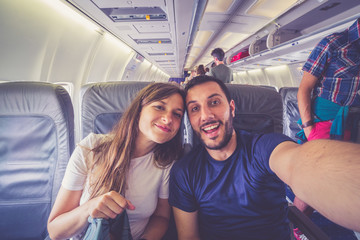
[138, 93, 184, 145]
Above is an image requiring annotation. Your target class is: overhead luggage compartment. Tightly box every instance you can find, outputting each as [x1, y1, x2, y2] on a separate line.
[229, 0, 360, 71]
[249, 37, 268, 56]
[267, 29, 301, 49]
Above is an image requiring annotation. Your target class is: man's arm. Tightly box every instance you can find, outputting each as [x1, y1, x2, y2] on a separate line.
[269, 140, 360, 232]
[297, 71, 318, 137]
[173, 207, 200, 240]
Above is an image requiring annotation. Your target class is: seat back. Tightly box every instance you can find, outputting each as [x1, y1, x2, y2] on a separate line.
[228, 84, 283, 134]
[279, 87, 301, 141]
[81, 81, 152, 137]
[258, 85, 279, 92]
[0, 81, 74, 239]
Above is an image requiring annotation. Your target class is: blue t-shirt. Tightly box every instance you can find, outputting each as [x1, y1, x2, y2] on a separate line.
[169, 131, 293, 240]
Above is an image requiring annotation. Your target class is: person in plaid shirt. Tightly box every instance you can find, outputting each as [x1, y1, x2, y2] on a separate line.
[294, 17, 360, 239]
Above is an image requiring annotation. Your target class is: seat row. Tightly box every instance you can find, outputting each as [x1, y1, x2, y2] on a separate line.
[0, 81, 299, 239]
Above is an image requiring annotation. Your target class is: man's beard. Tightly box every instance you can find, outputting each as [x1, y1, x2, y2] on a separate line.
[195, 109, 234, 150]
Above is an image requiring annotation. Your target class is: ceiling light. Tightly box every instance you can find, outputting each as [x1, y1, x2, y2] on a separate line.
[102, 7, 167, 22]
[132, 38, 171, 44]
[246, 0, 298, 19]
[193, 31, 213, 48]
[213, 32, 249, 51]
[147, 53, 174, 56]
[205, 0, 234, 13]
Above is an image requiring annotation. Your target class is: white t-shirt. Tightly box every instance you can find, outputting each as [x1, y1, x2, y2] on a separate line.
[62, 133, 172, 239]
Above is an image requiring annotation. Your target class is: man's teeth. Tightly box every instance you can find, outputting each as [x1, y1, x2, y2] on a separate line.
[203, 124, 219, 131]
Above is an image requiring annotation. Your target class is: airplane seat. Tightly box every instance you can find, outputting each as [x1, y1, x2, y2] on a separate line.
[278, 87, 300, 200]
[180, 111, 193, 154]
[0, 81, 74, 240]
[227, 84, 283, 133]
[81, 81, 152, 138]
[279, 87, 301, 141]
[278, 87, 331, 239]
[257, 85, 279, 92]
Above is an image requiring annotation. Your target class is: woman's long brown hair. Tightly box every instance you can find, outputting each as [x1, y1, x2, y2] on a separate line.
[87, 82, 185, 199]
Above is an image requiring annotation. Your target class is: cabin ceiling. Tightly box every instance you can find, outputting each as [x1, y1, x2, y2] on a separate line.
[68, 0, 360, 77]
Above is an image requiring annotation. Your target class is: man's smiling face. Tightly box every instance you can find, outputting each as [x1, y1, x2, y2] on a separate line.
[186, 81, 235, 150]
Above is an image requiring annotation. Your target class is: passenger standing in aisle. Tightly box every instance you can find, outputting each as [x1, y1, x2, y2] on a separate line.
[209, 48, 233, 83]
[196, 64, 206, 76]
[294, 18, 360, 237]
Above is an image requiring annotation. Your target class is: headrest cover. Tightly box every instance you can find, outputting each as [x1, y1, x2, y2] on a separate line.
[81, 81, 151, 138]
[279, 87, 301, 140]
[226, 84, 283, 134]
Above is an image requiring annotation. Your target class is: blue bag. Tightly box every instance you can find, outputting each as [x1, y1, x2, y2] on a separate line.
[83, 210, 133, 240]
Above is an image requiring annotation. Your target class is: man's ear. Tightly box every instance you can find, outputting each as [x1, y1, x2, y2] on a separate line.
[230, 99, 235, 117]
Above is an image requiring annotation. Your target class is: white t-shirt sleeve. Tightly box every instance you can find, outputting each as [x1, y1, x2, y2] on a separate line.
[61, 133, 102, 191]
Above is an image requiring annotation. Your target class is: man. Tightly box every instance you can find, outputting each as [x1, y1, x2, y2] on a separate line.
[209, 48, 233, 83]
[169, 75, 360, 240]
[294, 17, 360, 236]
[297, 17, 360, 142]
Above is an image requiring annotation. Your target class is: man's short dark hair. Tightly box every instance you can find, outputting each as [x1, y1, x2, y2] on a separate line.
[185, 75, 231, 103]
[211, 48, 225, 61]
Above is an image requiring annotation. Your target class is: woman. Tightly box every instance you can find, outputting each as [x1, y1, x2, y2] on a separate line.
[196, 64, 206, 76]
[47, 83, 185, 240]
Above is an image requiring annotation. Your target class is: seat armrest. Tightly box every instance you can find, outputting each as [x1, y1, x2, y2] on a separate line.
[288, 205, 330, 240]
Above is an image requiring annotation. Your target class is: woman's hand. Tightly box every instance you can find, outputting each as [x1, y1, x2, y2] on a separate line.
[47, 189, 135, 240]
[87, 191, 135, 219]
